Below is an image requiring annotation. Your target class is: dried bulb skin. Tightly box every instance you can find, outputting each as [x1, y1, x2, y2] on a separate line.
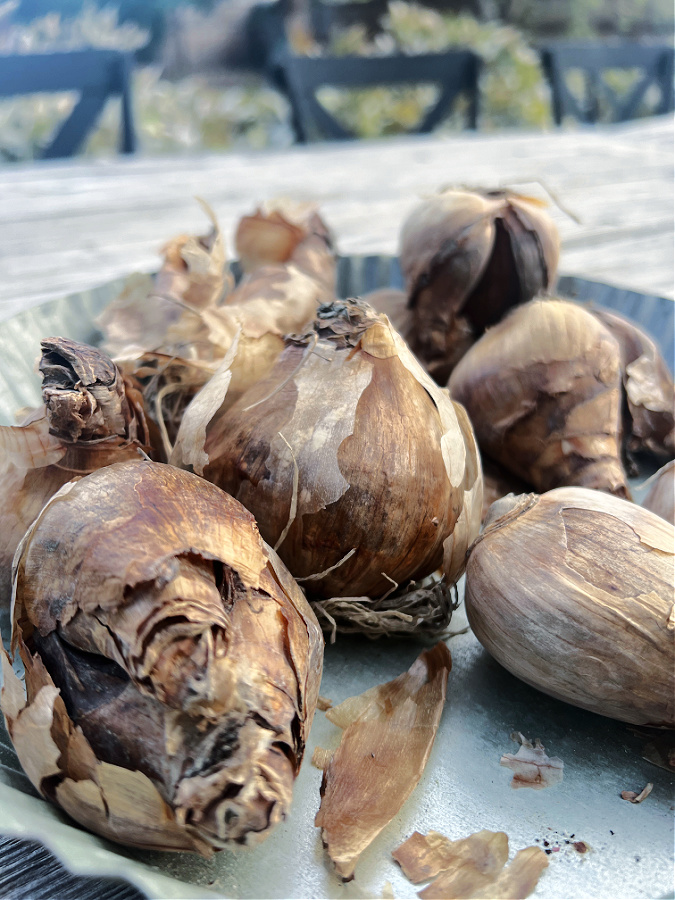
[235, 201, 336, 296]
[40, 336, 149, 445]
[4, 460, 323, 853]
[399, 189, 560, 383]
[195, 299, 482, 603]
[593, 309, 675, 459]
[98, 201, 231, 362]
[119, 262, 326, 452]
[465, 487, 675, 726]
[480, 458, 531, 524]
[448, 299, 629, 497]
[641, 460, 675, 525]
[0, 338, 151, 608]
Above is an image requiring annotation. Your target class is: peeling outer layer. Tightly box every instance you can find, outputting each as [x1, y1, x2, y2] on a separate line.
[449, 299, 629, 498]
[593, 308, 675, 459]
[193, 298, 482, 607]
[98, 199, 232, 361]
[393, 829, 548, 900]
[465, 487, 675, 726]
[480, 458, 532, 524]
[641, 461, 675, 525]
[120, 261, 326, 452]
[315, 642, 452, 881]
[0, 338, 151, 610]
[234, 200, 336, 296]
[399, 188, 559, 383]
[3, 460, 323, 854]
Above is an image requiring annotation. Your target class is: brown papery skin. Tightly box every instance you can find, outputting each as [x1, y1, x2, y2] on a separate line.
[393, 829, 548, 900]
[465, 487, 675, 726]
[0, 337, 151, 608]
[449, 299, 629, 497]
[6, 460, 323, 853]
[641, 461, 675, 525]
[594, 308, 675, 459]
[202, 301, 482, 599]
[480, 458, 531, 524]
[399, 189, 560, 384]
[235, 202, 336, 296]
[315, 642, 452, 881]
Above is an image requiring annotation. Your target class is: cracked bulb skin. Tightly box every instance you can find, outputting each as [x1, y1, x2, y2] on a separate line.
[198, 299, 483, 601]
[399, 188, 560, 383]
[4, 459, 323, 854]
[465, 488, 675, 727]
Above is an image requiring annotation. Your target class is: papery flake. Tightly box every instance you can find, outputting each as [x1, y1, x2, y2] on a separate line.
[500, 732, 564, 790]
[315, 642, 452, 881]
[393, 829, 548, 900]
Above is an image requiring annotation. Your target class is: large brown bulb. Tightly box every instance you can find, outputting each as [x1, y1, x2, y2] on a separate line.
[198, 300, 483, 600]
[448, 299, 629, 497]
[3, 460, 323, 854]
[465, 488, 674, 727]
[399, 188, 559, 383]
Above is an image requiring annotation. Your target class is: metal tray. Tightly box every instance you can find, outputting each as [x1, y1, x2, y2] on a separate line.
[0, 261, 673, 900]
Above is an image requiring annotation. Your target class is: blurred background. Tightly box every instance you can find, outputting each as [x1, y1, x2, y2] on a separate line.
[1, 0, 673, 160]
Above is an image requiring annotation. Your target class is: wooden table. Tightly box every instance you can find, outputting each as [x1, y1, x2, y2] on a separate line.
[0, 114, 672, 325]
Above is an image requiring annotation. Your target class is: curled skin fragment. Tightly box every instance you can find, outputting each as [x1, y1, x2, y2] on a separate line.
[393, 830, 548, 900]
[315, 642, 452, 881]
[234, 199, 336, 295]
[420, 845, 548, 900]
[621, 783, 653, 803]
[500, 733, 564, 790]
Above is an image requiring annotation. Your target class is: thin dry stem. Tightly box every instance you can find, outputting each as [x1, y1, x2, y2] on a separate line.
[296, 548, 356, 584]
[155, 382, 183, 459]
[274, 432, 299, 552]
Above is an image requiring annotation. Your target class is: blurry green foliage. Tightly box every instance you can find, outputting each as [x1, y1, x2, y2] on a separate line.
[0, 0, 148, 50]
[317, 1, 552, 136]
[0, 4, 292, 160]
[495, 0, 674, 40]
[13, 0, 216, 61]
[0, 68, 292, 161]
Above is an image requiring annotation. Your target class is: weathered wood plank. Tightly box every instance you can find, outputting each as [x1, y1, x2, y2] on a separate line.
[0, 116, 671, 320]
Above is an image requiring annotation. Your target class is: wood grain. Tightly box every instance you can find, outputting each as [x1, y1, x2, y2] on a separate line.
[0, 116, 672, 320]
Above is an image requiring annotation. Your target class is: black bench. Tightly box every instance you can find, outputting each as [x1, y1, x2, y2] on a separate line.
[274, 49, 481, 142]
[540, 41, 675, 124]
[0, 49, 136, 158]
